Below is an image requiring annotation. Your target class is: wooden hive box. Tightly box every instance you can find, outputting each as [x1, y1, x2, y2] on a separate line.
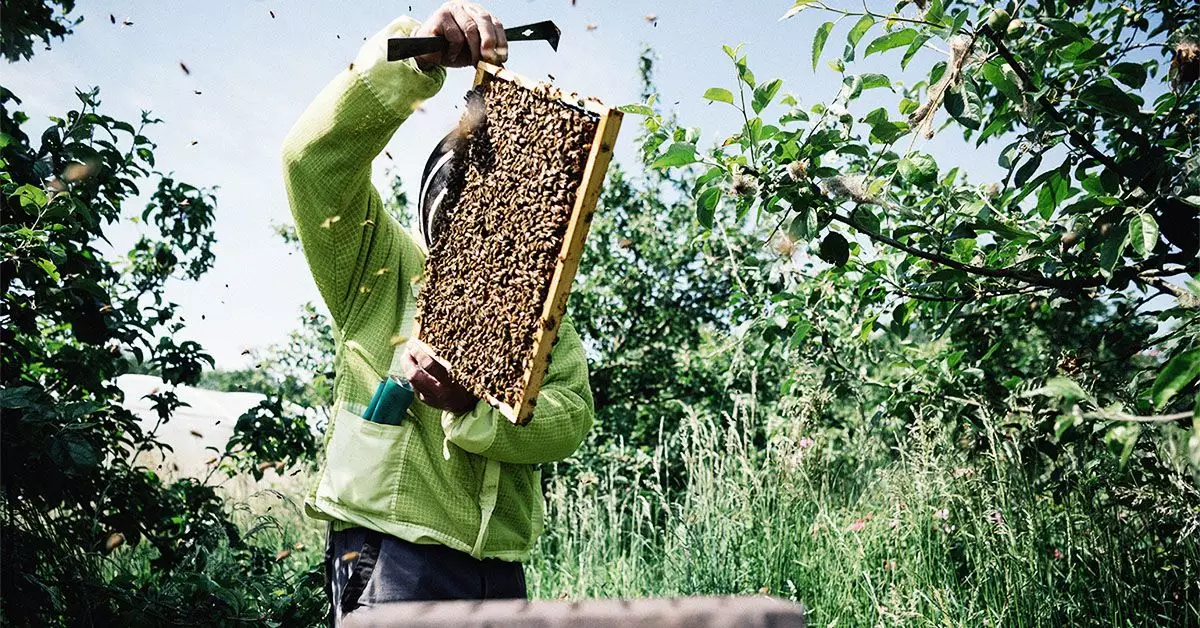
[414, 61, 622, 426]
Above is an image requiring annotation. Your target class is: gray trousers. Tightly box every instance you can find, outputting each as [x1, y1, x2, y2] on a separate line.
[325, 525, 526, 625]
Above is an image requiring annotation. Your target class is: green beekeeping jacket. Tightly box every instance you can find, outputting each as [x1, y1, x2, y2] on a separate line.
[281, 16, 595, 561]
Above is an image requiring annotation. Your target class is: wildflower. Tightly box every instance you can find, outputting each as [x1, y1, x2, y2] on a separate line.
[797, 437, 815, 449]
[934, 508, 949, 520]
[848, 519, 866, 532]
[1052, 548, 1064, 560]
[786, 160, 809, 182]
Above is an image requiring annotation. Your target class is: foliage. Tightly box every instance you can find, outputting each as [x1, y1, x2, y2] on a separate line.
[625, 0, 1200, 491]
[0, 5, 320, 623]
[571, 49, 779, 451]
[0, 0, 78, 62]
[532, 382, 1200, 625]
[543, 0, 1200, 622]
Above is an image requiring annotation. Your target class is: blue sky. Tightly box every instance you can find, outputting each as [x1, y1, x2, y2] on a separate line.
[4, 1, 1012, 368]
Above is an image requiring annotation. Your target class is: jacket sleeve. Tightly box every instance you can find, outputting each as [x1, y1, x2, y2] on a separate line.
[281, 16, 444, 329]
[441, 317, 595, 465]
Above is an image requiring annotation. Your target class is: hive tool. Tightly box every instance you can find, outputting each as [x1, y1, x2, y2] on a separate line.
[387, 20, 561, 62]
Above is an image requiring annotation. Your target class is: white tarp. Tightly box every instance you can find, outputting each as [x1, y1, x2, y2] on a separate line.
[117, 374, 269, 476]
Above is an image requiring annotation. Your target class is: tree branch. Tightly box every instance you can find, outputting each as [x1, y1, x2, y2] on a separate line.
[1083, 409, 1194, 423]
[831, 208, 1099, 291]
[981, 25, 1136, 187]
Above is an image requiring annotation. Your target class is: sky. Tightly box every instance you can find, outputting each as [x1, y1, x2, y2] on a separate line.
[3, 0, 1016, 369]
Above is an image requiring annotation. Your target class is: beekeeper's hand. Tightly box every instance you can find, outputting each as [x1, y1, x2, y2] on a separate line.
[414, 2, 509, 71]
[402, 343, 479, 414]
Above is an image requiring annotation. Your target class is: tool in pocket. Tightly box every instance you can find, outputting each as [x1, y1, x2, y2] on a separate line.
[362, 375, 415, 426]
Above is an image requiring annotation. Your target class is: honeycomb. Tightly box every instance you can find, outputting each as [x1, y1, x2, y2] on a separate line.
[415, 77, 599, 410]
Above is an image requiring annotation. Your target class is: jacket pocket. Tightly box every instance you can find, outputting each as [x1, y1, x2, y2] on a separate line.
[316, 404, 411, 517]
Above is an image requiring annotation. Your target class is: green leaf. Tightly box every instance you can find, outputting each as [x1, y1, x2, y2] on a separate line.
[1078, 80, 1142, 117]
[859, 73, 892, 91]
[944, 84, 982, 129]
[847, 16, 874, 51]
[752, 79, 783, 114]
[1129, 213, 1159, 257]
[1105, 424, 1140, 468]
[696, 186, 721, 229]
[864, 28, 918, 57]
[1042, 18, 1085, 41]
[13, 184, 48, 209]
[812, 21, 833, 72]
[901, 33, 930, 69]
[0, 387, 38, 409]
[1013, 153, 1042, 187]
[651, 143, 698, 169]
[34, 258, 60, 282]
[869, 119, 910, 143]
[1111, 62, 1147, 89]
[1152, 348, 1200, 410]
[898, 153, 937, 185]
[1027, 376, 1093, 405]
[1035, 171, 1069, 219]
[982, 61, 1022, 102]
[946, 349, 966, 369]
[1098, 220, 1129, 276]
[817, 232, 850, 266]
[842, 74, 864, 101]
[780, 0, 818, 20]
[789, 321, 812, 348]
[736, 60, 756, 88]
[788, 208, 817, 241]
[618, 103, 654, 116]
[703, 87, 735, 105]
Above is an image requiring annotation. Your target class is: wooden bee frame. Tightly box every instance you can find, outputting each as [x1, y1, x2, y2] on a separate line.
[415, 61, 622, 426]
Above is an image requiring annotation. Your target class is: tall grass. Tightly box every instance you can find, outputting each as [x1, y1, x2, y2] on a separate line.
[529, 399, 1200, 626]
[102, 402, 1198, 625]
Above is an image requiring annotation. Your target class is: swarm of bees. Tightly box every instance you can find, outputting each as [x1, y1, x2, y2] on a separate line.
[416, 78, 598, 409]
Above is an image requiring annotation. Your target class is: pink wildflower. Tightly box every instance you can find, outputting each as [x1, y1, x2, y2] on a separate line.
[848, 519, 866, 532]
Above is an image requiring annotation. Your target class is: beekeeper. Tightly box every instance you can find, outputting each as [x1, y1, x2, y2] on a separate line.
[281, 2, 594, 621]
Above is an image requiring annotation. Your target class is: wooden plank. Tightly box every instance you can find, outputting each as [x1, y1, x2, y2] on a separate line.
[416, 62, 621, 426]
[475, 61, 612, 116]
[507, 104, 620, 425]
[343, 596, 808, 627]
